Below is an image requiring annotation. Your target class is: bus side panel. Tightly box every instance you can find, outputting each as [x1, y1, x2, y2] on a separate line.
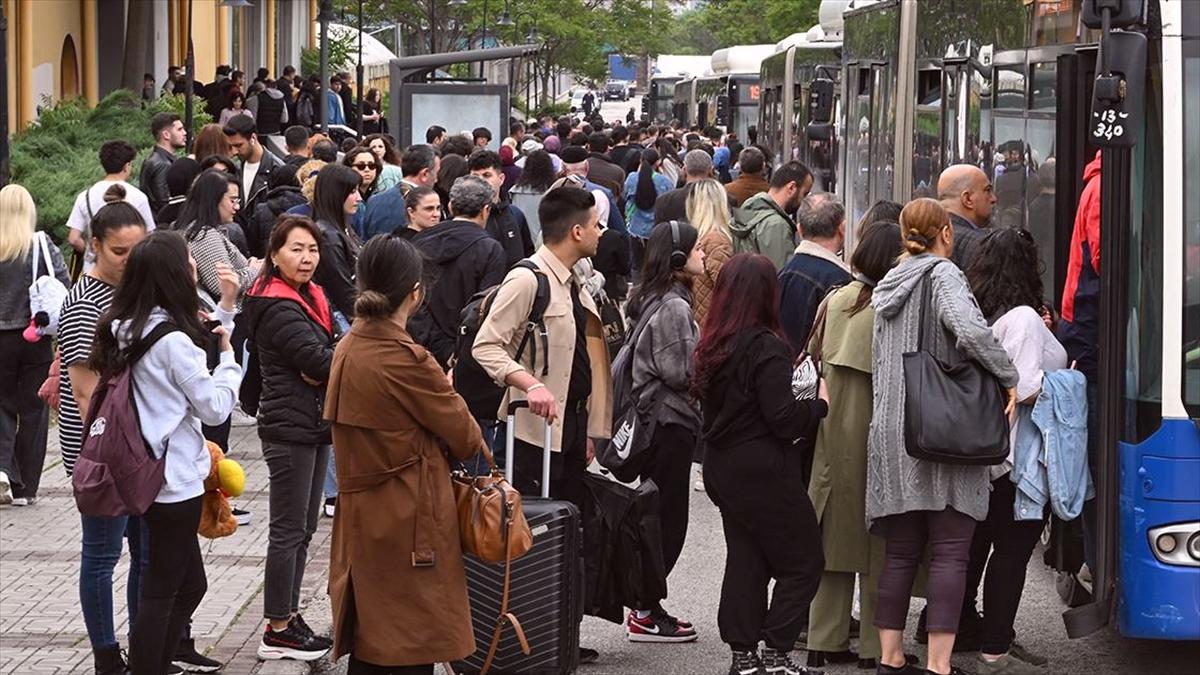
[1117, 418, 1200, 640]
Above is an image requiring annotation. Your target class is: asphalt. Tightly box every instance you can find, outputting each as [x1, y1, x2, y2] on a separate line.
[315, 466, 1199, 675]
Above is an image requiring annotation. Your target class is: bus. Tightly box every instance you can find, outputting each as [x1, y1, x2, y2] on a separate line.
[763, 0, 1200, 640]
[643, 75, 681, 123]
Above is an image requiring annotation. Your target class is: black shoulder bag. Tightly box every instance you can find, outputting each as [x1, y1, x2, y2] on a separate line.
[902, 265, 1009, 465]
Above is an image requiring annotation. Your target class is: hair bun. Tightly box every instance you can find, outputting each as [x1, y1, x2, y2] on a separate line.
[354, 289, 393, 319]
[103, 183, 128, 203]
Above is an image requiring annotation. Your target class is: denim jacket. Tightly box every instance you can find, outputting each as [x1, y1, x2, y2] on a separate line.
[1011, 368, 1094, 520]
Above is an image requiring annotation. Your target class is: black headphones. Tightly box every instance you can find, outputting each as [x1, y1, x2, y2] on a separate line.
[668, 220, 687, 270]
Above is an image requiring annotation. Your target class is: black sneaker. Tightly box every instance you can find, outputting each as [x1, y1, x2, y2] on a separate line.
[257, 623, 331, 661]
[626, 611, 698, 642]
[876, 661, 923, 675]
[232, 507, 251, 526]
[761, 647, 821, 675]
[729, 650, 762, 675]
[291, 614, 332, 649]
[808, 650, 857, 668]
[172, 638, 223, 672]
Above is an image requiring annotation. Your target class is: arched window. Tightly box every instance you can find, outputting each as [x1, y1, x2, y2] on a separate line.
[60, 35, 81, 99]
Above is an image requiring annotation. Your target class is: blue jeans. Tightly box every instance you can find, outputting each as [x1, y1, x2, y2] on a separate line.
[324, 446, 338, 499]
[79, 514, 149, 650]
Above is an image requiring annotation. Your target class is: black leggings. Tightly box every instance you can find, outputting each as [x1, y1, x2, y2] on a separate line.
[129, 496, 207, 675]
[347, 657, 432, 674]
[963, 477, 1044, 654]
[874, 508, 976, 634]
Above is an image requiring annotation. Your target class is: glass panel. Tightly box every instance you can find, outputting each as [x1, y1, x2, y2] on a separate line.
[993, 114, 1028, 228]
[914, 69, 942, 198]
[1028, 0, 1081, 47]
[846, 68, 874, 227]
[995, 65, 1026, 111]
[1184, 40, 1200, 414]
[1032, 61, 1057, 111]
[870, 66, 894, 206]
[972, 63, 991, 177]
[1025, 115, 1057, 296]
[793, 82, 807, 163]
[942, 68, 963, 165]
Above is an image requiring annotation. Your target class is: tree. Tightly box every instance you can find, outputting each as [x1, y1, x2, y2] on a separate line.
[679, 0, 822, 50]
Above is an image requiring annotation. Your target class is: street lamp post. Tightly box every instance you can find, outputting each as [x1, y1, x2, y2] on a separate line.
[318, 0, 334, 133]
[356, 0, 364, 138]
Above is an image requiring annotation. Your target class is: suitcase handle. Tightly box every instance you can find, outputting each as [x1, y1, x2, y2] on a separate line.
[505, 400, 553, 498]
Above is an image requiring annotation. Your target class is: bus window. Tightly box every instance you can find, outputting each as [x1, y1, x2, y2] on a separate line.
[1032, 61, 1057, 110]
[1027, 0, 1083, 47]
[870, 66, 895, 207]
[1184, 39, 1200, 416]
[846, 67, 875, 227]
[993, 66, 1028, 229]
[914, 69, 942, 197]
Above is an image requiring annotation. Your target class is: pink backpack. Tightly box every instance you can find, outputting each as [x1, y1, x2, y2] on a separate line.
[72, 323, 178, 517]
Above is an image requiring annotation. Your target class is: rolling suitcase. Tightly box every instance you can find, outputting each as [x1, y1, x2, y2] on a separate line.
[452, 401, 584, 675]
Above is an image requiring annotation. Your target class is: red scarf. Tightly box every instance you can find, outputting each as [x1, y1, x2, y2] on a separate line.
[250, 275, 334, 336]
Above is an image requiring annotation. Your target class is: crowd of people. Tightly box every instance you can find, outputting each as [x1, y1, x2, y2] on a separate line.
[0, 62, 1100, 675]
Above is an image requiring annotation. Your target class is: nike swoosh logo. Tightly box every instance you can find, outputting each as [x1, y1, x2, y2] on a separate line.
[637, 621, 660, 634]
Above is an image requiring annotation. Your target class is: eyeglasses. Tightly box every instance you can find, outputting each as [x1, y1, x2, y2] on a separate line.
[352, 163, 378, 171]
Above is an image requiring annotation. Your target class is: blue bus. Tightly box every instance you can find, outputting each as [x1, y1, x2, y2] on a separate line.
[760, 0, 1200, 640]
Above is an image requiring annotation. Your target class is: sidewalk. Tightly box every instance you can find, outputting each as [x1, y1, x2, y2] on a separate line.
[0, 426, 332, 675]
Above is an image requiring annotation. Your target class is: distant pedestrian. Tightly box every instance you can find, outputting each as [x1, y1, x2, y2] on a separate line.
[220, 91, 254, 127]
[325, 235, 485, 674]
[66, 141, 157, 276]
[692, 253, 828, 675]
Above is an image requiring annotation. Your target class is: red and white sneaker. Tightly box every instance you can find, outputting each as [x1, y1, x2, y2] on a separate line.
[626, 611, 698, 643]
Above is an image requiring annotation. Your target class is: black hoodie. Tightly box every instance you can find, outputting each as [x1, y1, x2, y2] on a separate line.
[411, 218, 507, 367]
[249, 186, 307, 257]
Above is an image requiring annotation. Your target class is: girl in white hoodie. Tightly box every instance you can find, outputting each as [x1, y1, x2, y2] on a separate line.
[89, 230, 242, 675]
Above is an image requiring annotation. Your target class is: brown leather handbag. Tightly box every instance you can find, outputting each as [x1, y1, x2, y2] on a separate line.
[450, 443, 534, 674]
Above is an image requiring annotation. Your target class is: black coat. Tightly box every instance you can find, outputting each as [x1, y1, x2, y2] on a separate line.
[314, 219, 361, 320]
[243, 289, 335, 446]
[485, 200, 535, 270]
[700, 329, 827, 513]
[411, 219, 507, 368]
[249, 186, 307, 258]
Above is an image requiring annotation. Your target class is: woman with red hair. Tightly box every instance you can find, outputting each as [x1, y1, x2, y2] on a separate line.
[692, 253, 829, 675]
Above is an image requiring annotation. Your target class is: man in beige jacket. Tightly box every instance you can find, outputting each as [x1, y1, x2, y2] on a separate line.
[472, 185, 614, 507]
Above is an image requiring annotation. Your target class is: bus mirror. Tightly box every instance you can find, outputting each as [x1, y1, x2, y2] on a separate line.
[808, 78, 836, 125]
[806, 122, 833, 142]
[1082, 0, 1143, 29]
[1089, 30, 1147, 148]
[717, 95, 730, 126]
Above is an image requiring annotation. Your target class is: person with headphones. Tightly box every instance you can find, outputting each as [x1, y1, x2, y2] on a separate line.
[622, 219, 705, 644]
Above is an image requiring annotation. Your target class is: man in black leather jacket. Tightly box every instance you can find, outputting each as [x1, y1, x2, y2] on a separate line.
[139, 112, 185, 213]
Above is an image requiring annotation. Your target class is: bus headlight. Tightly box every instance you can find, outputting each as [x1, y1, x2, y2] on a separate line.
[1148, 523, 1200, 567]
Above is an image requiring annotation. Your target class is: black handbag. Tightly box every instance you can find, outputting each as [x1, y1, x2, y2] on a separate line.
[902, 266, 1009, 465]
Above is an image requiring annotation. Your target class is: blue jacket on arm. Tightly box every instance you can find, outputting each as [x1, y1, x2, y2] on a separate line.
[1012, 368, 1093, 521]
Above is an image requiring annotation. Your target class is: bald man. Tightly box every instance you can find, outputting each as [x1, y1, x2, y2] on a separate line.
[937, 164, 997, 269]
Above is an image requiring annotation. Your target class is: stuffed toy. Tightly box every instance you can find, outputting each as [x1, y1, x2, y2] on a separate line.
[198, 441, 246, 539]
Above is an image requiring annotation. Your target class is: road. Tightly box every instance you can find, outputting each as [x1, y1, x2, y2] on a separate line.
[597, 94, 642, 126]
[318, 465, 1200, 675]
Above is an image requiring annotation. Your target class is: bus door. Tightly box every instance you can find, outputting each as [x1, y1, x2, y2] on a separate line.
[843, 63, 888, 236]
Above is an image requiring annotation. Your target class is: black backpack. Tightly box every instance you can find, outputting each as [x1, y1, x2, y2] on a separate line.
[453, 260, 551, 421]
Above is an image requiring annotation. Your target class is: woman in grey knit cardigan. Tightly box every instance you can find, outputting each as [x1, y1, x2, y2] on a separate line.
[866, 199, 1018, 675]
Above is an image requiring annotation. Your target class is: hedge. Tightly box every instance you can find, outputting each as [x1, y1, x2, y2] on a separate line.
[10, 90, 211, 249]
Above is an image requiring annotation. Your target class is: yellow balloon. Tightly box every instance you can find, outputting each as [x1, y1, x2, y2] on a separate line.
[217, 459, 246, 497]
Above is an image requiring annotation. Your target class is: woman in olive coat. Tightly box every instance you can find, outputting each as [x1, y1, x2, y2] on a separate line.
[805, 222, 903, 669]
[324, 236, 484, 674]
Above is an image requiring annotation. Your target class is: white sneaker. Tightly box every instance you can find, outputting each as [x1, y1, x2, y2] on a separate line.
[323, 498, 336, 518]
[0, 472, 11, 505]
[232, 507, 252, 526]
[10, 497, 29, 506]
[230, 406, 257, 427]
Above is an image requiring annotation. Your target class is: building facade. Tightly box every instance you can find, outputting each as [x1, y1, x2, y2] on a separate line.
[4, 0, 319, 132]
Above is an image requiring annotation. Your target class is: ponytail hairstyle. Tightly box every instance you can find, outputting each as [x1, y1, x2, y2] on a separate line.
[846, 220, 903, 316]
[899, 197, 950, 256]
[354, 234, 424, 320]
[90, 184, 148, 243]
[633, 148, 662, 211]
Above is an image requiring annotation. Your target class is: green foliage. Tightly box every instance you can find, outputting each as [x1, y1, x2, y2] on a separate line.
[672, 0, 822, 50]
[300, 30, 359, 78]
[9, 90, 209, 247]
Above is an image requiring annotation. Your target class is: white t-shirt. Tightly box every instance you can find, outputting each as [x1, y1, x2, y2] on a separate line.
[241, 160, 261, 206]
[65, 180, 157, 272]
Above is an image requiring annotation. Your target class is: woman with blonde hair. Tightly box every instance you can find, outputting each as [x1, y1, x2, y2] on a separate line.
[0, 184, 70, 505]
[686, 178, 734, 328]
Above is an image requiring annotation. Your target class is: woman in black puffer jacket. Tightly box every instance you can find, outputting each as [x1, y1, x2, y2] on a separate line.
[242, 215, 337, 659]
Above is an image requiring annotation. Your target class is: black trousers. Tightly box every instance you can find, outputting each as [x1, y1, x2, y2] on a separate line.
[129, 496, 207, 675]
[875, 508, 976, 634]
[962, 477, 1044, 654]
[639, 423, 696, 579]
[0, 330, 52, 499]
[511, 409, 587, 509]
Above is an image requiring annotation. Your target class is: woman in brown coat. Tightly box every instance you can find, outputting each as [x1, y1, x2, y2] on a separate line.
[687, 179, 734, 329]
[324, 235, 484, 674]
